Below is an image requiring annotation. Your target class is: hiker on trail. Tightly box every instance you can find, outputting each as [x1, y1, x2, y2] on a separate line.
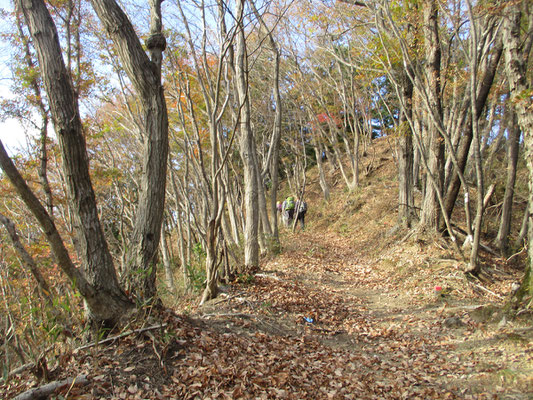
[282, 196, 296, 227]
[295, 198, 308, 230]
[277, 201, 284, 225]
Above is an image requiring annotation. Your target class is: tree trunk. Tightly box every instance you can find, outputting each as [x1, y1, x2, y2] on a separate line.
[226, 180, 242, 244]
[235, 0, 259, 271]
[89, 0, 169, 302]
[249, 0, 283, 245]
[398, 68, 414, 228]
[502, 1, 533, 308]
[420, 0, 444, 230]
[15, 0, 133, 327]
[442, 40, 502, 228]
[14, 12, 54, 217]
[254, 148, 272, 240]
[201, 220, 219, 304]
[515, 199, 530, 249]
[160, 219, 176, 295]
[314, 141, 330, 201]
[495, 112, 521, 256]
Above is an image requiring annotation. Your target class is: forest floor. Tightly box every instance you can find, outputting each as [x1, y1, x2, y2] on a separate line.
[2, 138, 532, 399]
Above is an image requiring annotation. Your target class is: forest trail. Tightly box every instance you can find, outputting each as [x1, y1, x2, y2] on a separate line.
[194, 228, 532, 399]
[3, 213, 531, 400]
[3, 138, 531, 399]
[3, 142, 532, 400]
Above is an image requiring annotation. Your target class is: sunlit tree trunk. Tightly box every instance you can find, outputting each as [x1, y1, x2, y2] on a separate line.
[235, 0, 259, 271]
[502, 1, 533, 308]
[250, 0, 283, 244]
[420, 0, 444, 230]
[14, 12, 54, 217]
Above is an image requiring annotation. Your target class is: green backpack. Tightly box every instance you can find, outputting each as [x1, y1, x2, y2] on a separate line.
[285, 197, 295, 210]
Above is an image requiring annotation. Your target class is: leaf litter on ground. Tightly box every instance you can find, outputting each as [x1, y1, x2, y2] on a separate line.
[2, 140, 532, 399]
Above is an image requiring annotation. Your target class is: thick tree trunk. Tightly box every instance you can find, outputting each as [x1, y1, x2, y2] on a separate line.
[15, 0, 133, 326]
[90, 0, 169, 301]
[502, 1, 533, 308]
[0, 141, 133, 326]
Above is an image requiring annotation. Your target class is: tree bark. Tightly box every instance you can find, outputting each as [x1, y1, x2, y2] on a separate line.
[235, 0, 259, 271]
[89, 0, 169, 301]
[420, 0, 444, 230]
[314, 141, 330, 201]
[160, 218, 176, 294]
[0, 140, 132, 326]
[442, 40, 503, 227]
[15, 0, 133, 326]
[495, 111, 521, 255]
[250, 0, 282, 245]
[502, 1, 533, 308]
[398, 67, 414, 228]
[14, 10, 54, 217]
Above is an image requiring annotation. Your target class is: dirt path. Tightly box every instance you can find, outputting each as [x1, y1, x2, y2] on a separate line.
[200, 229, 532, 399]
[3, 228, 531, 399]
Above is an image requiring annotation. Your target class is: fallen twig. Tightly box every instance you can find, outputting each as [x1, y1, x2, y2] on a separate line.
[13, 374, 89, 400]
[255, 273, 282, 281]
[2, 345, 55, 382]
[469, 281, 504, 299]
[74, 324, 167, 352]
[202, 312, 252, 319]
[145, 331, 163, 367]
[210, 292, 245, 305]
[506, 247, 526, 263]
[3, 362, 35, 381]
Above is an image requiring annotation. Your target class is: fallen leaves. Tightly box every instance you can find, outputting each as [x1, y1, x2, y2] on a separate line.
[2, 227, 531, 400]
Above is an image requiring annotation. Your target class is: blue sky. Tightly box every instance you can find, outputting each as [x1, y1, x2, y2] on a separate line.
[0, 0, 29, 154]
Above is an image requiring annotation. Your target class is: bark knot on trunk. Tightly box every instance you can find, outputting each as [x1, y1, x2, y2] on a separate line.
[146, 33, 166, 51]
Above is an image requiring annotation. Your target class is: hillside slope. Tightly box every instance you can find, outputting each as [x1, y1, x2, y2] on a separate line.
[2, 138, 531, 399]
